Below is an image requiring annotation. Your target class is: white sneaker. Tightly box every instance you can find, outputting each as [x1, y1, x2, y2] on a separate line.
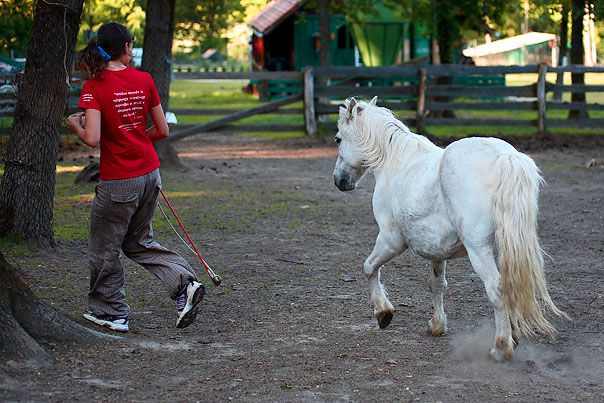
[83, 311, 129, 332]
[176, 281, 205, 329]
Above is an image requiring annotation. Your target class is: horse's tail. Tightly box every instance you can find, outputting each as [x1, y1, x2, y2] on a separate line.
[492, 153, 568, 338]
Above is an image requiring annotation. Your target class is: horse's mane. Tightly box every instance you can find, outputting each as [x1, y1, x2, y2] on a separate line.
[342, 99, 440, 173]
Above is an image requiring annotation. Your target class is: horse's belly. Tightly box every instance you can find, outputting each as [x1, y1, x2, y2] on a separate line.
[406, 228, 466, 261]
[411, 242, 466, 261]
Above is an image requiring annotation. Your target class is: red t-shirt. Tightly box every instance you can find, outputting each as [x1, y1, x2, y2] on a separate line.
[78, 68, 161, 180]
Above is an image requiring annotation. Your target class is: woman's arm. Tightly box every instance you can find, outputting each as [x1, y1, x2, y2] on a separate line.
[147, 104, 169, 141]
[66, 109, 101, 147]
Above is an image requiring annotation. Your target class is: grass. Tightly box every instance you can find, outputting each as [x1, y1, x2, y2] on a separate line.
[2, 73, 603, 250]
[52, 165, 96, 241]
[169, 80, 307, 139]
[5, 74, 604, 141]
[169, 76, 604, 138]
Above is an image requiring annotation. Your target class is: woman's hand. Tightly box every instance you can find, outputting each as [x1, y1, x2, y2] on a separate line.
[67, 109, 101, 148]
[66, 112, 84, 133]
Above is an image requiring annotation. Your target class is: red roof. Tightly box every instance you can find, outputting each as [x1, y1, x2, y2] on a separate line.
[250, 0, 304, 35]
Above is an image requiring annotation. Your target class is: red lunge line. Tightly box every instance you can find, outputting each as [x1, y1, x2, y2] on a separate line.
[159, 188, 211, 271]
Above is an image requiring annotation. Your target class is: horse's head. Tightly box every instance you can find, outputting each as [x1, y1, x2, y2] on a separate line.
[332, 96, 377, 191]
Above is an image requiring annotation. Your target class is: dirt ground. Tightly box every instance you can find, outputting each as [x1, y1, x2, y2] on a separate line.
[1, 131, 603, 402]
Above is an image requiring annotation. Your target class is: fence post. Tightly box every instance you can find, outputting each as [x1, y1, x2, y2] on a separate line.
[303, 67, 317, 136]
[416, 67, 427, 131]
[537, 63, 547, 133]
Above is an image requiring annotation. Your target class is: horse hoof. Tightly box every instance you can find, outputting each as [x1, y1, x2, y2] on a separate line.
[489, 347, 513, 362]
[376, 311, 393, 329]
[428, 318, 447, 336]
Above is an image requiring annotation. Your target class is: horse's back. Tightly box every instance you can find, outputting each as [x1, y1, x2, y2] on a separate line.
[439, 137, 528, 242]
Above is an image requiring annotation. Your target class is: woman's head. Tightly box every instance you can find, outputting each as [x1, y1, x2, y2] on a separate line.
[79, 22, 134, 77]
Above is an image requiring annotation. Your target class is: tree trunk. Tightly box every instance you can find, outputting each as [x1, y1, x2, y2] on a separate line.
[554, 6, 569, 101]
[0, 253, 108, 367]
[317, 0, 330, 125]
[569, 0, 588, 119]
[141, 0, 182, 167]
[0, 0, 83, 246]
[318, 0, 329, 67]
[432, 0, 455, 118]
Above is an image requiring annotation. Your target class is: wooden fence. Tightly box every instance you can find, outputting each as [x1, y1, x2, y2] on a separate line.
[2, 65, 604, 139]
[306, 64, 604, 135]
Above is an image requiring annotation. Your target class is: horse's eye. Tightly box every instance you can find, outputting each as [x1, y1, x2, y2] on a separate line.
[335, 137, 341, 144]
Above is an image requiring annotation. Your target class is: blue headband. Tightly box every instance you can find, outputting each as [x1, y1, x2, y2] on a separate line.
[96, 45, 111, 61]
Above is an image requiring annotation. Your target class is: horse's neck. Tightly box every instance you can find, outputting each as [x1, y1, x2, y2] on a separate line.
[374, 129, 439, 179]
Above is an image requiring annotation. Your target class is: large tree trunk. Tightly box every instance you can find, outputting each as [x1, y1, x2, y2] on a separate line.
[569, 0, 588, 119]
[432, 0, 455, 118]
[0, 0, 108, 371]
[554, 5, 569, 101]
[0, 253, 107, 367]
[0, 0, 84, 245]
[141, 0, 182, 167]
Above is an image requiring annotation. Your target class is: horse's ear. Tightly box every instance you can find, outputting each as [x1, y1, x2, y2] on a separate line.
[346, 97, 357, 122]
[347, 97, 357, 112]
[369, 96, 378, 105]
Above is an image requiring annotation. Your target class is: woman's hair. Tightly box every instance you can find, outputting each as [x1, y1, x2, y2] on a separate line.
[78, 22, 134, 77]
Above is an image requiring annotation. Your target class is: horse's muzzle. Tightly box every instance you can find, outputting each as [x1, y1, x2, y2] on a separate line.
[334, 176, 356, 192]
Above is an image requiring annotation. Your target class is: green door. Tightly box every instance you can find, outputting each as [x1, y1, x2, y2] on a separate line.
[347, 3, 407, 66]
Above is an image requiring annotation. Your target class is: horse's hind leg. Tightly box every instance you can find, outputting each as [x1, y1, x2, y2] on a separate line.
[364, 232, 406, 329]
[466, 245, 514, 362]
[428, 260, 447, 336]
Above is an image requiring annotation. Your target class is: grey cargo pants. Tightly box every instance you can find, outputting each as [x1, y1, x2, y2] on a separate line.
[88, 168, 196, 316]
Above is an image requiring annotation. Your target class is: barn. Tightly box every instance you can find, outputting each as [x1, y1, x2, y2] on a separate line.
[248, 0, 356, 72]
[248, 0, 432, 72]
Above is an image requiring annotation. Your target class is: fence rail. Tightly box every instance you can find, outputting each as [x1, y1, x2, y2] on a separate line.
[304, 64, 604, 135]
[2, 65, 604, 138]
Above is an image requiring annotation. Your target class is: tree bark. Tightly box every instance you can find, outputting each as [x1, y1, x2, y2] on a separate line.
[0, 0, 83, 246]
[569, 0, 588, 119]
[318, 0, 329, 67]
[141, 0, 182, 167]
[0, 2, 109, 370]
[0, 253, 108, 367]
[554, 5, 569, 101]
[432, 0, 455, 118]
[317, 0, 330, 125]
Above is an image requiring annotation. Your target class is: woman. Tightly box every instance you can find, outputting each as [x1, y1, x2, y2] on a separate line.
[66, 22, 204, 332]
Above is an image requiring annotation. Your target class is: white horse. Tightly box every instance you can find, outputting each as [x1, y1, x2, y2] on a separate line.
[332, 97, 568, 361]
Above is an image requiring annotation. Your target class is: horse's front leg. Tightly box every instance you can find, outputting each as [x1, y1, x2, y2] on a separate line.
[428, 260, 448, 336]
[364, 232, 406, 329]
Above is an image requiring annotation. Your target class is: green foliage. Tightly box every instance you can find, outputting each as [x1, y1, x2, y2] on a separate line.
[380, 0, 517, 62]
[174, 0, 245, 54]
[0, 0, 34, 55]
[77, 0, 145, 48]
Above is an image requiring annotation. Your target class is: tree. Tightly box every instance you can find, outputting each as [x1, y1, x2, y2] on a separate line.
[0, 0, 104, 368]
[555, 1, 571, 101]
[0, 0, 82, 245]
[569, 0, 589, 119]
[174, 0, 245, 55]
[0, 0, 34, 56]
[141, 0, 181, 166]
[318, 0, 330, 67]
[0, 252, 105, 366]
[77, 0, 145, 48]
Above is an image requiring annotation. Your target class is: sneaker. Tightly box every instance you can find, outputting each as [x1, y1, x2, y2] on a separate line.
[176, 281, 205, 329]
[83, 311, 129, 332]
